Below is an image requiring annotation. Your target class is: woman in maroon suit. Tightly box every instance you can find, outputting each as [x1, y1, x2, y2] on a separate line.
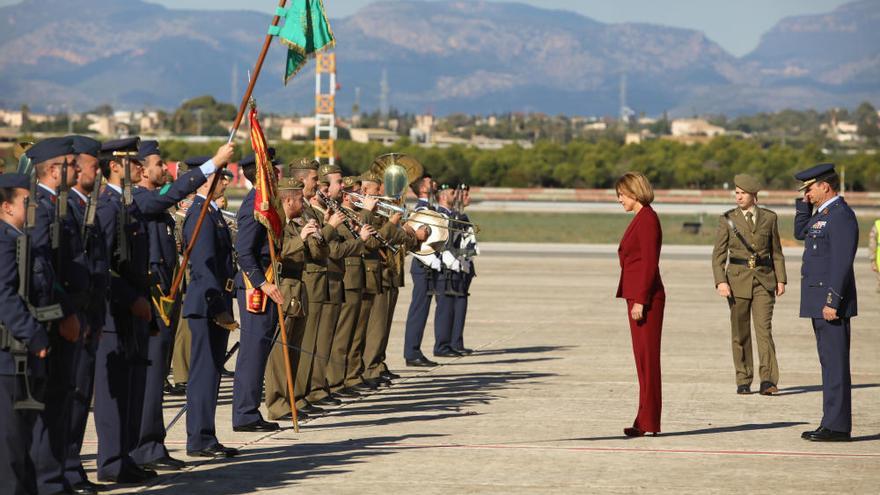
[615, 172, 665, 437]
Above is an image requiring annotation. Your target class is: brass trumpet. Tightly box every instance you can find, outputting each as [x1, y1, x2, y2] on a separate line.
[345, 191, 480, 234]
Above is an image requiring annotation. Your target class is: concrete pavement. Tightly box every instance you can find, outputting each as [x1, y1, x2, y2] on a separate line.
[80, 245, 880, 494]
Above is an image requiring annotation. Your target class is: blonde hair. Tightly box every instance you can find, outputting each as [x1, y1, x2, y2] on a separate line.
[615, 172, 655, 205]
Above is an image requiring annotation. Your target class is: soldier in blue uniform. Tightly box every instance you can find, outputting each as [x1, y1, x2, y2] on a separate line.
[181, 156, 239, 458]
[63, 135, 107, 495]
[231, 155, 283, 433]
[129, 140, 187, 472]
[403, 174, 440, 367]
[93, 138, 229, 483]
[794, 163, 859, 442]
[450, 184, 477, 355]
[433, 184, 464, 358]
[25, 137, 88, 495]
[0, 173, 51, 495]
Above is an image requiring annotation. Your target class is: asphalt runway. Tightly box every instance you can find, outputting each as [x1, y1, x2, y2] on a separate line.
[81, 244, 880, 494]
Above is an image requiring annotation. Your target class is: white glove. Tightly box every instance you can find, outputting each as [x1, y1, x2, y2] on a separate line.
[429, 257, 442, 271]
[441, 251, 457, 269]
[450, 259, 461, 272]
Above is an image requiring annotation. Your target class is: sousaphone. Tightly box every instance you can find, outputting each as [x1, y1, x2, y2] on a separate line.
[370, 153, 423, 200]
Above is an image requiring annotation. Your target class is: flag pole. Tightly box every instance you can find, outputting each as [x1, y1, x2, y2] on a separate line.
[267, 238, 299, 432]
[165, 0, 289, 306]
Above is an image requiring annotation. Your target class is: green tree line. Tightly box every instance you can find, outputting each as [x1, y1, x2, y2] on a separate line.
[157, 136, 880, 191]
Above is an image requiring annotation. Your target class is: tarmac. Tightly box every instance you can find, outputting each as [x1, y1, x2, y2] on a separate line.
[81, 244, 880, 494]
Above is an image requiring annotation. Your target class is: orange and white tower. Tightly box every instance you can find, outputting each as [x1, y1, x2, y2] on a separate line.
[314, 52, 337, 165]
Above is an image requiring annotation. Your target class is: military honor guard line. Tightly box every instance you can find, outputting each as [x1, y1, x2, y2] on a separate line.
[0, 132, 865, 494]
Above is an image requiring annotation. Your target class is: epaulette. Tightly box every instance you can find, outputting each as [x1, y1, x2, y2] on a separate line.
[723, 208, 736, 216]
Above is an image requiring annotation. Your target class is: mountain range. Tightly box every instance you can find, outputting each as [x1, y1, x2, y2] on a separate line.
[0, 0, 878, 116]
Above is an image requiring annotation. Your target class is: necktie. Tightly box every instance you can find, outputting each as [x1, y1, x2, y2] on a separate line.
[746, 211, 754, 227]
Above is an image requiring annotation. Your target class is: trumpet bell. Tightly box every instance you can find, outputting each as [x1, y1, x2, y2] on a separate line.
[405, 210, 449, 255]
[370, 153, 423, 199]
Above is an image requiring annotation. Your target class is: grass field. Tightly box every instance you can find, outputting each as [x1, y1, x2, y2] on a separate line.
[469, 211, 878, 246]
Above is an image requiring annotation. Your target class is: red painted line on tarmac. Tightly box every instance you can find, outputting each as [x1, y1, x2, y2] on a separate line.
[369, 442, 880, 460]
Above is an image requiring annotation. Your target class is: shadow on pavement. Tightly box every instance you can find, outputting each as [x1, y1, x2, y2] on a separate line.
[311, 370, 555, 429]
[774, 383, 880, 396]
[139, 434, 446, 494]
[572, 421, 809, 441]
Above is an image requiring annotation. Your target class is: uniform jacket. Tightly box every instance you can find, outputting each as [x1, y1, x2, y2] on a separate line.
[617, 205, 665, 305]
[133, 186, 179, 292]
[315, 203, 364, 303]
[326, 218, 365, 299]
[97, 169, 207, 314]
[711, 206, 787, 298]
[301, 203, 335, 303]
[33, 185, 86, 315]
[278, 218, 323, 319]
[794, 197, 859, 318]
[235, 189, 271, 290]
[182, 196, 235, 319]
[69, 190, 109, 329]
[0, 220, 51, 375]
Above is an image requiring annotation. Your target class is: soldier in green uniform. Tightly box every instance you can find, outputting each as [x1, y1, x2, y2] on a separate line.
[263, 177, 319, 421]
[712, 174, 787, 395]
[288, 159, 341, 413]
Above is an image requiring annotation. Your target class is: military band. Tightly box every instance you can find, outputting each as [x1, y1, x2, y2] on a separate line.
[3, 130, 870, 495]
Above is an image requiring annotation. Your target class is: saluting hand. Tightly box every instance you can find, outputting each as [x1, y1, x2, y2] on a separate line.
[212, 143, 236, 167]
[262, 282, 284, 306]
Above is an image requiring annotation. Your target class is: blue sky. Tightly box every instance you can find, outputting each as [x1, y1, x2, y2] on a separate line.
[1, 0, 853, 56]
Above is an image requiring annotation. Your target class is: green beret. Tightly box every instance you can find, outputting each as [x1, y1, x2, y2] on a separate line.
[278, 177, 304, 191]
[360, 171, 380, 184]
[342, 176, 360, 190]
[288, 157, 319, 172]
[318, 164, 342, 177]
[734, 174, 761, 194]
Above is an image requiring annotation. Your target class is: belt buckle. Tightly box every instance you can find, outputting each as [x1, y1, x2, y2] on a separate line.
[748, 257, 756, 269]
[225, 278, 234, 293]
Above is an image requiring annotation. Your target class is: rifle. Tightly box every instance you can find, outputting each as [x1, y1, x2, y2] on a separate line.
[4, 170, 64, 411]
[112, 150, 146, 363]
[50, 157, 69, 251]
[116, 154, 132, 264]
[81, 177, 101, 243]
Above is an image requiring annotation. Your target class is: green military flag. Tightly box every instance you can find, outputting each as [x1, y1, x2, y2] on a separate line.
[269, 0, 335, 84]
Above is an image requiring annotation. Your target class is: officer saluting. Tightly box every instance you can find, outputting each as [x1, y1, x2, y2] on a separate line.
[0, 173, 52, 495]
[181, 156, 239, 458]
[712, 174, 786, 396]
[794, 163, 859, 442]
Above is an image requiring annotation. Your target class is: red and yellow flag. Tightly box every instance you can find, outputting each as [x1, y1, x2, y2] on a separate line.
[248, 103, 283, 243]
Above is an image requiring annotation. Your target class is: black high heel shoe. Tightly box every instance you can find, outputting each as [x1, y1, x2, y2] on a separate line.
[624, 426, 658, 437]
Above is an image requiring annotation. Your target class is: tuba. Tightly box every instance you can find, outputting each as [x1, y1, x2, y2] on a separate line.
[370, 153, 423, 200]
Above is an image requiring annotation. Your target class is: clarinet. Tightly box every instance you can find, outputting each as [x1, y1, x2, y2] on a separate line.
[317, 190, 399, 254]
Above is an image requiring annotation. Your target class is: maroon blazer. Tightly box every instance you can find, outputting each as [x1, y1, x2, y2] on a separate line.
[617, 205, 664, 305]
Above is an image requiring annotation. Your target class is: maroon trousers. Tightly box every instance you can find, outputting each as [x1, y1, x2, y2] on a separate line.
[626, 293, 664, 433]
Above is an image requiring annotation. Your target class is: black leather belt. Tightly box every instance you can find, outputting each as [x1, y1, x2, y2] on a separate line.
[729, 257, 772, 269]
[279, 263, 303, 279]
